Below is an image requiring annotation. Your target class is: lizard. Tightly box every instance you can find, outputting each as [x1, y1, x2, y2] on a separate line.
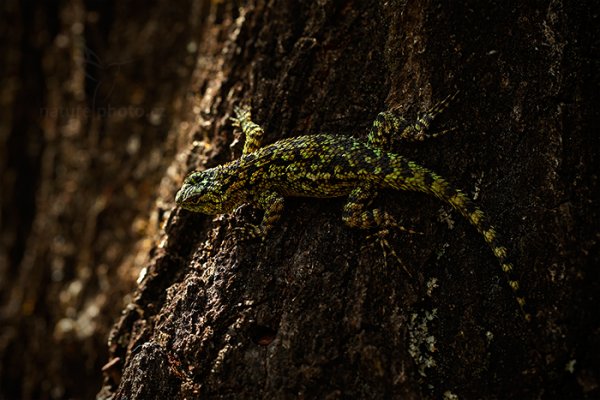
[175, 96, 531, 322]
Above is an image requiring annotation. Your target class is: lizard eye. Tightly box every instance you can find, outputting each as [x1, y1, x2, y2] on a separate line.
[176, 178, 206, 206]
[184, 173, 200, 185]
[186, 193, 204, 204]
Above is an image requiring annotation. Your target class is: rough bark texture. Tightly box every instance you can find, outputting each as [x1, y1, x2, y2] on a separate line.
[1, 1, 598, 399]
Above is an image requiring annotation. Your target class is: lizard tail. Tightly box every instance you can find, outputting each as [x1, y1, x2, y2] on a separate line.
[384, 160, 531, 321]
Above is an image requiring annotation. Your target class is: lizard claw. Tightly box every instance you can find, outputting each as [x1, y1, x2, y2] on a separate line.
[364, 229, 413, 277]
[230, 105, 252, 128]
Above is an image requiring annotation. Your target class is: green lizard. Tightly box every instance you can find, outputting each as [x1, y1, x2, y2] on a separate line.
[175, 97, 531, 321]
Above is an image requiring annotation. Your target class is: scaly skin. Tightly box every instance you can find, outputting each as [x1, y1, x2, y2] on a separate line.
[176, 98, 531, 321]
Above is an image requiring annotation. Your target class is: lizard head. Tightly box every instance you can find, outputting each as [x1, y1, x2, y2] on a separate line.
[176, 169, 227, 214]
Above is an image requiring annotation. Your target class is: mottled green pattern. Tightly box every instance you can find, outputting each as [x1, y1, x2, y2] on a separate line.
[176, 102, 530, 321]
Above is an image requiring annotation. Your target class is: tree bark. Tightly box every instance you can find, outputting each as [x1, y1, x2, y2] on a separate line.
[1, 1, 598, 399]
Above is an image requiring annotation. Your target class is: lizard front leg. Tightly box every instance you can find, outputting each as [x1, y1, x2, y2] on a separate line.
[231, 105, 265, 155]
[234, 190, 285, 240]
[257, 191, 285, 237]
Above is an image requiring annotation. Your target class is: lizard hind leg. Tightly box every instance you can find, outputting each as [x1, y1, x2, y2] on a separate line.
[231, 105, 265, 154]
[342, 185, 419, 233]
[343, 184, 420, 274]
[229, 191, 285, 241]
[367, 110, 410, 150]
[367, 91, 459, 148]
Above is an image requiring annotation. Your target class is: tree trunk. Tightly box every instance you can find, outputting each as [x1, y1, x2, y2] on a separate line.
[1, 1, 598, 399]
